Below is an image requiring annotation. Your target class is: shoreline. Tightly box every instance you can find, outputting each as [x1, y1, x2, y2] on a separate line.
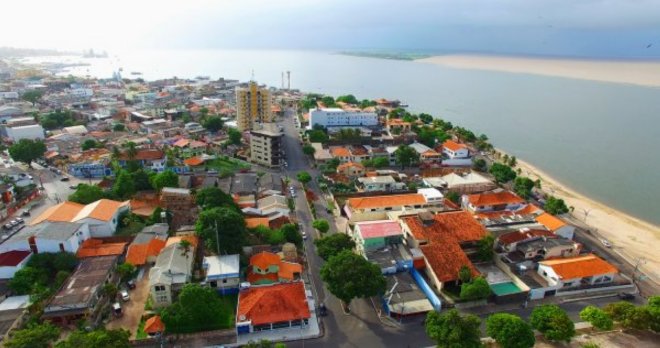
[508, 153, 660, 280]
[418, 54, 660, 87]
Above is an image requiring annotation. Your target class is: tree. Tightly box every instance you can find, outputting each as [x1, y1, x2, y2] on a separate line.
[580, 306, 613, 331]
[81, 139, 101, 151]
[9, 139, 47, 168]
[112, 170, 135, 199]
[545, 196, 569, 215]
[320, 250, 386, 307]
[297, 171, 312, 185]
[113, 123, 125, 132]
[314, 233, 355, 260]
[647, 295, 660, 333]
[460, 276, 491, 301]
[603, 301, 635, 322]
[302, 144, 316, 156]
[55, 328, 130, 348]
[530, 304, 575, 342]
[151, 169, 178, 190]
[321, 96, 336, 107]
[227, 128, 242, 145]
[203, 116, 223, 132]
[5, 322, 60, 348]
[280, 224, 302, 247]
[308, 129, 328, 143]
[21, 90, 43, 106]
[476, 234, 495, 262]
[160, 284, 234, 333]
[103, 283, 118, 300]
[336, 94, 359, 104]
[445, 191, 460, 204]
[394, 144, 419, 169]
[489, 163, 517, 183]
[513, 176, 535, 199]
[9, 267, 47, 294]
[196, 207, 247, 254]
[131, 169, 154, 191]
[621, 306, 651, 330]
[124, 141, 138, 161]
[312, 219, 330, 233]
[373, 157, 389, 169]
[68, 184, 104, 204]
[486, 313, 535, 348]
[38, 110, 76, 130]
[419, 113, 434, 124]
[472, 158, 487, 172]
[116, 262, 136, 282]
[425, 309, 482, 348]
[458, 265, 472, 284]
[196, 187, 239, 211]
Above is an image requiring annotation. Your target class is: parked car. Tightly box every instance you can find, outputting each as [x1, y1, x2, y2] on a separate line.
[127, 280, 136, 290]
[69, 185, 79, 190]
[20, 210, 30, 217]
[601, 239, 612, 248]
[9, 220, 18, 227]
[302, 231, 308, 240]
[319, 303, 327, 316]
[120, 290, 130, 301]
[618, 292, 635, 300]
[60, 176, 70, 182]
[112, 302, 122, 317]
[15, 217, 24, 224]
[3, 223, 12, 230]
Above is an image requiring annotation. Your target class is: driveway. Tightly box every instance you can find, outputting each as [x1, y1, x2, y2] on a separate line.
[106, 267, 151, 338]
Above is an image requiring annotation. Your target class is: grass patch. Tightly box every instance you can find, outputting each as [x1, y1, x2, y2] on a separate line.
[116, 221, 145, 236]
[136, 318, 147, 340]
[206, 157, 250, 175]
[217, 294, 238, 329]
[144, 295, 153, 311]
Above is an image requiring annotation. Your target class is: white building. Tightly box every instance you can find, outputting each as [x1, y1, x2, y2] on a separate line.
[5, 124, 45, 141]
[30, 199, 130, 238]
[0, 250, 32, 279]
[308, 108, 378, 129]
[537, 254, 618, 289]
[203, 254, 240, 295]
[0, 92, 19, 100]
[0, 221, 90, 254]
[70, 88, 94, 98]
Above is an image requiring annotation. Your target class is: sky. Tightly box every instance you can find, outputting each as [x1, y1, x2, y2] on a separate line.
[2, 0, 660, 58]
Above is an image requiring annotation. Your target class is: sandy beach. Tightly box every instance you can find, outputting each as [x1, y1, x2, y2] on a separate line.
[419, 54, 660, 87]
[511, 155, 660, 283]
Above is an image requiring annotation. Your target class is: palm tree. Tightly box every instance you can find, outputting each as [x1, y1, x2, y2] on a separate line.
[125, 142, 138, 161]
[111, 145, 120, 160]
[179, 239, 193, 280]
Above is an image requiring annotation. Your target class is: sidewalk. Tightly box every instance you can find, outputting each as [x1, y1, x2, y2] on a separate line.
[234, 311, 321, 346]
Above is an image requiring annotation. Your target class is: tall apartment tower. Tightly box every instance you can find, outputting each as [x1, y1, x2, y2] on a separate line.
[236, 81, 272, 131]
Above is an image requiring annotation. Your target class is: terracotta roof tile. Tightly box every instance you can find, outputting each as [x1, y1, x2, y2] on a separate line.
[278, 262, 302, 281]
[347, 193, 426, 210]
[330, 147, 351, 158]
[245, 217, 270, 229]
[144, 315, 165, 334]
[0, 250, 31, 266]
[119, 149, 164, 161]
[184, 156, 205, 166]
[337, 161, 365, 171]
[250, 251, 281, 270]
[165, 235, 199, 249]
[497, 229, 556, 246]
[467, 191, 524, 207]
[238, 282, 310, 326]
[443, 140, 468, 152]
[31, 201, 85, 225]
[536, 213, 567, 231]
[76, 239, 127, 258]
[540, 254, 618, 279]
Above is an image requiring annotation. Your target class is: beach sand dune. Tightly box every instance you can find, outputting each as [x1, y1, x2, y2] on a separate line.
[419, 55, 660, 87]
[513, 157, 660, 284]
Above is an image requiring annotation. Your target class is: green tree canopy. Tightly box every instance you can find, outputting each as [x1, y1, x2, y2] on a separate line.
[530, 304, 575, 342]
[112, 170, 135, 199]
[196, 207, 247, 254]
[458, 265, 472, 284]
[55, 328, 130, 348]
[647, 295, 660, 333]
[113, 123, 126, 132]
[5, 322, 60, 348]
[373, 157, 389, 169]
[39, 110, 76, 130]
[394, 144, 419, 169]
[425, 309, 482, 348]
[544, 196, 569, 215]
[160, 284, 234, 333]
[476, 234, 495, 262]
[489, 162, 517, 183]
[314, 233, 355, 260]
[203, 116, 224, 132]
[513, 177, 535, 199]
[580, 306, 613, 331]
[68, 184, 105, 204]
[116, 262, 137, 282]
[460, 276, 491, 301]
[336, 94, 359, 104]
[302, 144, 316, 156]
[297, 171, 312, 184]
[81, 139, 102, 151]
[419, 113, 434, 124]
[196, 187, 239, 211]
[151, 169, 178, 191]
[445, 191, 460, 204]
[228, 128, 242, 145]
[312, 219, 330, 233]
[472, 158, 488, 172]
[486, 313, 535, 348]
[621, 306, 651, 330]
[9, 266, 47, 295]
[9, 139, 47, 167]
[280, 223, 303, 247]
[320, 250, 386, 306]
[131, 169, 154, 191]
[21, 90, 43, 106]
[308, 129, 329, 143]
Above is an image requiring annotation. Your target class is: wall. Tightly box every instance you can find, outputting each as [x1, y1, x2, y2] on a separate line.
[0, 252, 31, 279]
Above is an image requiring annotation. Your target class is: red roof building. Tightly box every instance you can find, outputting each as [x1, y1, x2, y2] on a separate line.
[237, 282, 311, 333]
[144, 315, 165, 334]
[246, 252, 302, 285]
[76, 239, 128, 259]
[0, 250, 32, 279]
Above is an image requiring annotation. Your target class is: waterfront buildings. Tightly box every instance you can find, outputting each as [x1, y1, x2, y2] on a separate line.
[236, 81, 272, 131]
[308, 108, 378, 129]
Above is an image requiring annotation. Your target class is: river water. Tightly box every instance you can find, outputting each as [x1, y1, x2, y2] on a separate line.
[25, 49, 660, 225]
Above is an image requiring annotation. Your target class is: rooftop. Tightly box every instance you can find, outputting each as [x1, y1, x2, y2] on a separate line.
[497, 229, 556, 246]
[203, 254, 240, 278]
[76, 239, 128, 258]
[355, 220, 403, 239]
[347, 193, 427, 210]
[442, 140, 468, 152]
[540, 254, 618, 280]
[16, 221, 85, 242]
[237, 282, 310, 326]
[467, 190, 525, 207]
[535, 213, 567, 231]
[0, 250, 31, 267]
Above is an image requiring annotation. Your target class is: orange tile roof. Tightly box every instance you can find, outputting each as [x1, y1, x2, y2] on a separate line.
[536, 213, 567, 231]
[238, 282, 311, 326]
[278, 261, 302, 281]
[144, 315, 165, 334]
[347, 193, 426, 210]
[250, 251, 281, 270]
[540, 254, 618, 280]
[467, 191, 524, 207]
[31, 201, 85, 225]
[119, 149, 164, 161]
[76, 239, 127, 258]
[245, 217, 269, 229]
[497, 229, 556, 246]
[184, 156, 205, 166]
[419, 242, 479, 282]
[422, 149, 441, 157]
[173, 138, 190, 147]
[126, 239, 166, 266]
[189, 140, 206, 148]
[165, 235, 199, 249]
[337, 161, 365, 171]
[388, 118, 410, 126]
[77, 199, 129, 222]
[350, 146, 368, 156]
[330, 147, 351, 158]
[443, 140, 468, 152]
[247, 271, 279, 284]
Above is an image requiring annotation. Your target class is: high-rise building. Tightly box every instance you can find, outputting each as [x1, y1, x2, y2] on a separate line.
[236, 81, 272, 131]
[250, 123, 283, 168]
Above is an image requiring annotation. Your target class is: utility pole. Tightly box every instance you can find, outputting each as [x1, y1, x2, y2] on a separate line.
[215, 220, 220, 255]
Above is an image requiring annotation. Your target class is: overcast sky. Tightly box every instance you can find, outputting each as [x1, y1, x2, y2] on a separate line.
[2, 0, 659, 57]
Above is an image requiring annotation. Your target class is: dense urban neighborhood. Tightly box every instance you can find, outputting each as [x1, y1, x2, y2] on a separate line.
[0, 56, 657, 348]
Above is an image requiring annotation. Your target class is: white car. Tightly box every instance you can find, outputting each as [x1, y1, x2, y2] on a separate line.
[302, 231, 308, 240]
[120, 290, 130, 301]
[601, 239, 612, 248]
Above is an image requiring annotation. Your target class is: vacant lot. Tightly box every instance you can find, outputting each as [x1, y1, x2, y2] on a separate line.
[535, 330, 660, 348]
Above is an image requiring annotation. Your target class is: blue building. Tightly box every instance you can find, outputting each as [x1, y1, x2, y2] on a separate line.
[203, 254, 240, 295]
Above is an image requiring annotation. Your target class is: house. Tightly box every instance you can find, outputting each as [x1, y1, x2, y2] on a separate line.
[246, 251, 302, 285]
[535, 213, 576, 240]
[441, 140, 469, 159]
[515, 237, 581, 261]
[0, 250, 32, 279]
[76, 238, 128, 259]
[434, 172, 496, 194]
[30, 199, 130, 237]
[409, 142, 442, 163]
[173, 138, 208, 158]
[144, 315, 165, 336]
[236, 282, 311, 334]
[462, 190, 526, 213]
[344, 190, 443, 222]
[336, 162, 365, 178]
[0, 221, 90, 254]
[258, 173, 284, 197]
[42, 255, 118, 325]
[118, 149, 167, 172]
[386, 118, 412, 135]
[311, 143, 332, 163]
[308, 108, 378, 129]
[401, 211, 487, 291]
[0, 295, 31, 339]
[126, 238, 166, 267]
[159, 188, 197, 230]
[149, 236, 198, 308]
[330, 146, 351, 163]
[537, 254, 618, 289]
[203, 254, 240, 294]
[352, 220, 403, 255]
[356, 176, 406, 192]
[496, 229, 557, 253]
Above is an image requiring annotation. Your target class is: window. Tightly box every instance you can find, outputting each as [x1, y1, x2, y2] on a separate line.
[155, 285, 166, 292]
[222, 279, 227, 284]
